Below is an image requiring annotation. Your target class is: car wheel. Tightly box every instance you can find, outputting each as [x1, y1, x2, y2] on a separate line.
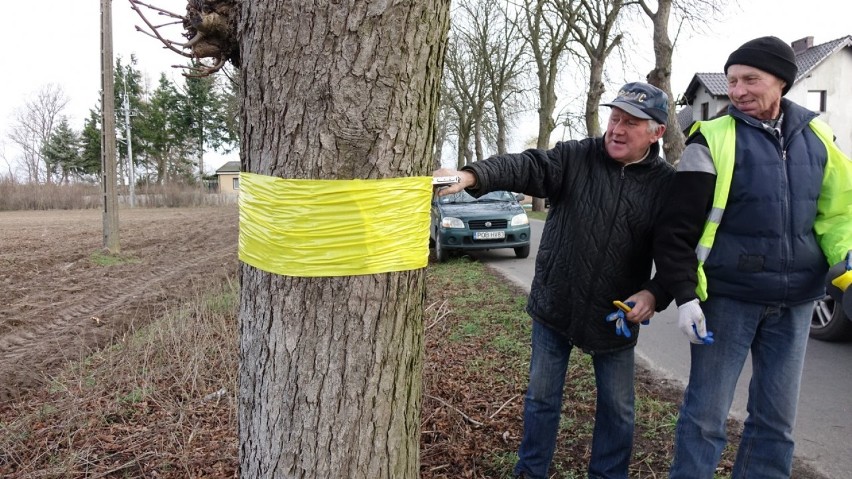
[435, 238, 450, 262]
[810, 294, 852, 342]
[514, 244, 530, 259]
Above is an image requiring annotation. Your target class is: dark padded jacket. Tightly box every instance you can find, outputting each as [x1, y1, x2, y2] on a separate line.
[463, 137, 675, 353]
[654, 100, 834, 306]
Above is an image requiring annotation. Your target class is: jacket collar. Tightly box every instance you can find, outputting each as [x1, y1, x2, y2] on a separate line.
[728, 99, 817, 139]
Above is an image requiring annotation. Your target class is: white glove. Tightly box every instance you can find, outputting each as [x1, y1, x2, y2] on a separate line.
[677, 299, 714, 345]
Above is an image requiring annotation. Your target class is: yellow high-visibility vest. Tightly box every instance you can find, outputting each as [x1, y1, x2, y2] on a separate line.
[690, 116, 852, 300]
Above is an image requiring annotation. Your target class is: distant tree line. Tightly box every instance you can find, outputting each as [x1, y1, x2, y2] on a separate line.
[6, 55, 238, 186]
[436, 0, 727, 175]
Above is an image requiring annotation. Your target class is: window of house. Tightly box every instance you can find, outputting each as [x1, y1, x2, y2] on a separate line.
[701, 102, 710, 120]
[807, 90, 827, 112]
[232, 177, 240, 190]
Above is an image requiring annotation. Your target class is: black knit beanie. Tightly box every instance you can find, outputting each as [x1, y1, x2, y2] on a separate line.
[724, 36, 798, 95]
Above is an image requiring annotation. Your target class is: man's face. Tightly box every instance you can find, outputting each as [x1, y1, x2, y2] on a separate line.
[726, 64, 785, 120]
[604, 108, 665, 164]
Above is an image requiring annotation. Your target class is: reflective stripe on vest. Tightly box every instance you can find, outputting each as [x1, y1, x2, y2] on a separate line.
[689, 116, 737, 301]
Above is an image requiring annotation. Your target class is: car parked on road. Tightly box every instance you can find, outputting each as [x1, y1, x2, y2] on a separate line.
[810, 293, 852, 342]
[430, 190, 531, 262]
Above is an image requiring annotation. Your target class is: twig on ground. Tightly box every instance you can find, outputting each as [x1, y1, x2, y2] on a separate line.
[489, 394, 520, 419]
[89, 451, 155, 479]
[426, 394, 484, 427]
[425, 300, 451, 330]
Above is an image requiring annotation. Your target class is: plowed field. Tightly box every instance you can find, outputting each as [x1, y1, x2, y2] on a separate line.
[0, 206, 238, 404]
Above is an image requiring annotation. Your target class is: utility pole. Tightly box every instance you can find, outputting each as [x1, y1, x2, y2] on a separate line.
[123, 76, 136, 208]
[199, 109, 204, 183]
[100, 0, 120, 252]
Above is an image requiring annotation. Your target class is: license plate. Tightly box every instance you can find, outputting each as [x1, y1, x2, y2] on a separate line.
[473, 230, 505, 240]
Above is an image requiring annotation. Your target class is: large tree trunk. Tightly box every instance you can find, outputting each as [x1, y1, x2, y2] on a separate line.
[585, 61, 606, 137]
[493, 100, 508, 154]
[643, 0, 686, 163]
[533, 81, 556, 211]
[237, 2, 449, 478]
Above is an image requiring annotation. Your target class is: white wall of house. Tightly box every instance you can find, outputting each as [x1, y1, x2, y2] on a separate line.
[786, 48, 852, 155]
[218, 173, 240, 195]
[689, 89, 729, 123]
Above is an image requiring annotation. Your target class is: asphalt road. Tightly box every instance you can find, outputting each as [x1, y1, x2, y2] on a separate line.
[465, 218, 852, 479]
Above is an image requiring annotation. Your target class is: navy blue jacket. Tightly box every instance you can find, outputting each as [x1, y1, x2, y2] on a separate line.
[655, 99, 830, 306]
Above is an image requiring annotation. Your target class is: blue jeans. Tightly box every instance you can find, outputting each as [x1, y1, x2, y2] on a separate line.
[514, 321, 635, 479]
[669, 296, 813, 479]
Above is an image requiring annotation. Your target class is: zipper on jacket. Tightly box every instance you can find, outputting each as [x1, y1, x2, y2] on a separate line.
[780, 147, 791, 297]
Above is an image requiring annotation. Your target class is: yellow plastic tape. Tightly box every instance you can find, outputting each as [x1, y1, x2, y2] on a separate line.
[238, 172, 432, 277]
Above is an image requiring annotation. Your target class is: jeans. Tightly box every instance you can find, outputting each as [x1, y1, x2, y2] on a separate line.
[669, 296, 813, 479]
[514, 321, 635, 479]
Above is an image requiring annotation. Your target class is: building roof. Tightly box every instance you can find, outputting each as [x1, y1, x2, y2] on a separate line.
[795, 35, 852, 78]
[216, 161, 241, 174]
[681, 35, 852, 104]
[676, 105, 694, 133]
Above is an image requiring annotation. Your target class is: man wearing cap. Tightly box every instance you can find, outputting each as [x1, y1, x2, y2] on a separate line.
[433, 82, 675, 479]
[652, 36, 852, 478]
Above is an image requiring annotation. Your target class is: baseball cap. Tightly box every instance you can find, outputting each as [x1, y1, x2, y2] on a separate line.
[602, 82, 669, 124]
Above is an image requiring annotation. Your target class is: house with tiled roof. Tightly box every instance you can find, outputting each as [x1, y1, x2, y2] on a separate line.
[215, 160, 241, 195]
[676, 35, 852, 154]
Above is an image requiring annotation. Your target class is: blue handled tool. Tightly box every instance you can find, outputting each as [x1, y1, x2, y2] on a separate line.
[692, 325, 715, 345]
[606, 300, 639, 337]
[613, 300, 650, 325]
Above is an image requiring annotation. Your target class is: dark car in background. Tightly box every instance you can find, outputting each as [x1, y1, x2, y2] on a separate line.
[430, 190, 531, 262]
[811, 293, 852, 342]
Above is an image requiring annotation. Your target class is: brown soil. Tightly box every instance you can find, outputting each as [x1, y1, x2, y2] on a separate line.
[0, 206, 238, 404]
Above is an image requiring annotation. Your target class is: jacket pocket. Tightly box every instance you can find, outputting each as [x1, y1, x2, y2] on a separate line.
[737, 254, 765, 273]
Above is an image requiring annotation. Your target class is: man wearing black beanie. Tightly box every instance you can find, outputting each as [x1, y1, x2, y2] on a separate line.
[653, 36, 852, 479]
[724, 35, 798, 95]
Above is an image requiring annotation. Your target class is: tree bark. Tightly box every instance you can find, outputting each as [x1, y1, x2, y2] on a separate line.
[571, 0, 623, 138]
[641, 0, 686, 163]
[237, 2, 449, 478]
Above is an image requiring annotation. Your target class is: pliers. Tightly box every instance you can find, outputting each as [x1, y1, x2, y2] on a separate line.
[605, 300, 647, 338]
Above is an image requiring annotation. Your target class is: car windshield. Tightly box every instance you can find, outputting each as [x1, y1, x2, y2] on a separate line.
[440, 190, 515, 204]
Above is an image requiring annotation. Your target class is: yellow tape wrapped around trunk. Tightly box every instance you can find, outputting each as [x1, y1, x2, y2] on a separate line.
[238, 172, 432, 277]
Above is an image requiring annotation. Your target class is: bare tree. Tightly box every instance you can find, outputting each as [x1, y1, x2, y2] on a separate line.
[6, 84, 69, 184]
[515, 0, 579, 210]
[436, 0, 529, 168]
[569, 0, 624, 137]
[442, 12, 491, 166]
[466, 0, 528, 155]
[0, 145, 14, 180]
[634, 0, 727, 162]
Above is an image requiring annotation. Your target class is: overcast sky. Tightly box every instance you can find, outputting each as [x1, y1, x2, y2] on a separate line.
[1, 0, 849, 174]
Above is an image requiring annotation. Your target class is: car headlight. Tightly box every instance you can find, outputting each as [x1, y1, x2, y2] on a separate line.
[441, 217, 464, 228]
[511, 213, 529, 226]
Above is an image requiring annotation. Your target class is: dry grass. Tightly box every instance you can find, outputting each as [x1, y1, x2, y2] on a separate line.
[0, 179, 237, 211]
[0, 179, 101, 211]
[0, 279, 240, 478]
